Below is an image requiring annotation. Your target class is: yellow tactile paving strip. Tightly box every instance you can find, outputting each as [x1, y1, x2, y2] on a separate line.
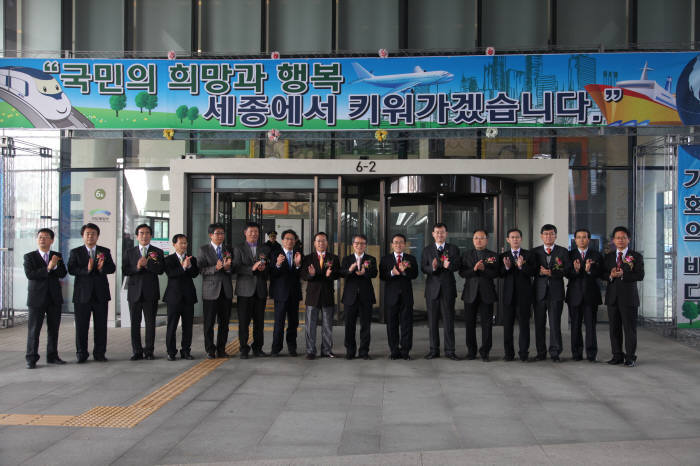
[0, 331, 258, 429]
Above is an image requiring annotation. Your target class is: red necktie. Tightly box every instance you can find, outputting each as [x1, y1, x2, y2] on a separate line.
[581, 250, 585, 261]
[617, 251, 623, 268]
[397, 254, 402, 264]
[546, 247, 551, 255]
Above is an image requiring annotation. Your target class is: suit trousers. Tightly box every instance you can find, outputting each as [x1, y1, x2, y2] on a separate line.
[464, 297, 493, 357]
[165, 300, 194, 356]
[534, 298, 564, 358]
[427, 293, 456, 355]
[74, 300, 108, 358]
[26, 304, 61, 363]
[237, 295, 265, 353]
[129, 300, 158, 355]
[607, 304, 638, 361]
[305, 306, 334, 355]
[386, 298, 413, 357]
[203, 291, 231, 355]
[344, 300, 372, 357]
[271, 298, 299, 354]
[568, 304, 598, 359]
[502, 300, 531, 360]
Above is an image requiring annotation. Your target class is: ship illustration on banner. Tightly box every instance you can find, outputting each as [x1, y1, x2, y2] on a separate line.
[585, 62, 682, 126]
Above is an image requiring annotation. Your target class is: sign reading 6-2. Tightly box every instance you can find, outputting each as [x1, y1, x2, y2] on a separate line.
[94, 188, 106, 200]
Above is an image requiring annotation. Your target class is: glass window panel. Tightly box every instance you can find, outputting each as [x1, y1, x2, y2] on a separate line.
[202, 0, 261, 54]
[269, 0, 331, 54]
[69, 139, 123, 168]
[134, 0, 191, 53]
[215, 178, 315, 190]
[19, 0, 61, 56]
[338, 0, 399, 53]
[75, 0, 124, 54]
[556, 135, 628, 167]
[407, 0, 476, 51]
[128, 139, 188, 168]
[482, 0, 547, 51]
[557, 0, 627, 50]
[638, 0, 692, 49]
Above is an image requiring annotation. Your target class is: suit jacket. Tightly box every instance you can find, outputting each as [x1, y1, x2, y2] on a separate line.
[67, 245, 116, 304]
[459, 248, 499, 304]
[603, 249, 645, 307]
[565, 249, 603, 306]
[340, 254, 378, 306]
[532, 244, 571, 302]
[233, 242, 270, 298]
[163, 253, 199, 304]
[269, 249, 303, 302]
[122, 244, 165, 303]
[421, 243, 461, 300]
[197, 243, 233, 301]
[379, 252, 418, 307]
[499, 248, 536, 305]
[301, 251, 340, 307]
[24, 250, 67, 307]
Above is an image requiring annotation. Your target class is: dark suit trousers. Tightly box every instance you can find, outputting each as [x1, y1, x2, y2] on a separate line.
[203, 291, 231, 355]
[502, 299, 531, 359]
[427, 293, 456, 354]
[74, 300, 108, 358]
[607, 304, 637, 361]
[129, 300, 158, 355]
[237, 295, 265, 353]
[569, 304, 598, 359]
[464, 297, 493, 357]
[344, 300, 372, 357]
[271, 298, 299, 354]
[26, 304, 61, 362]
[534, 298, 564, 358]
[386, 298, 413, 357]
[165, 300, 194, 356]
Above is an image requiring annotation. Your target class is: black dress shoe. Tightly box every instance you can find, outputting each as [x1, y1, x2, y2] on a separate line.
[607, 358, 623, 365]
[130, 353, 143, 361]
[551, 356, 561, 362]
[239, 352, 249, 360]
[167, 354, 177, 361]
[305, 353, 316, 360]
[47, 357, 66, 365]
[144, 353, 155, 360]
[207, 353, 216, 359]
[572, 356, 583, 361]
[481, 355, 490, 362]
[94, 355, 108, 362]
[445, 353, 460, 361]
[77, 357, 88, 364]
[531, 354, 546, 362]
[624, 360, 637, 367]
[26, 361, 37, 369]
[403, 354, 412, 360]
[252, 350, 268, 357]
[424, 352, 439, 360]
[218, 352, 230, 359]
[503, 356, 515, 362]
[180, 352, 194, 360]
[345, 354, 354, 360]
[390, 354, 401, 360]
[270, 352, 280, 357]
[465, 354, 477, 360]
[587, 357, 597, 363]
[288, 350, 298, 357]
[360, 354, 372, 360]
[321, 352, 336, 359]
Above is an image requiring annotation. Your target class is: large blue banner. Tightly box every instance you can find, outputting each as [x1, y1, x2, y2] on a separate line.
[678, 145, 700, 328]
[1, 52, 700, 130]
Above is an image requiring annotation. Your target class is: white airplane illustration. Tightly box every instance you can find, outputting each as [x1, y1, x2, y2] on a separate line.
[351, 62, 454, 94]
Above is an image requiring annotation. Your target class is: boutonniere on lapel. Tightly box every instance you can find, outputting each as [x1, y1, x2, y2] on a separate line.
[96, 253, 105, 261]
[363, 260, 371, 269]
[223, 251, 232, 260]
[624, 255, 634, 270]
[439, 251, 449, 262]
[148, 251, 159, 262]
[552, 257, 563, 270]
[485, 256, 497, 264]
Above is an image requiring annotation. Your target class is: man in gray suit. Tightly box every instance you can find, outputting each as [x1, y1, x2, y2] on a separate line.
[233, 222, 270, 359]
[197, 223, 233, 359]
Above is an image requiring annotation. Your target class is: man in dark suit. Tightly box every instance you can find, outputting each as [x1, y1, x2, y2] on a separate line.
[301, 232, 340, 360]
[565, 228, 603, 362]
[163, 234, 199, 361]
[24, 228, 67, 369]
[459, 229, 499, 362]
[532, 224, 571, 362]
[265, 230, 281, 256]
[340, 234, 378, 360]
[122, 223, 165, 360]
[421, 222, 461, 360]
[269, 229, 303, 357]
[603, 226, 645, 367]
[197, 223, 233, 359]
[67, 223, 116, 363]
[233, 222, 270, 359]
[499, 228, 536, 362]
[380, 233, 419, 360]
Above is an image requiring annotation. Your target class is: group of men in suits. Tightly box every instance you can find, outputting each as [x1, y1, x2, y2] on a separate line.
[24, 220, 644, 369]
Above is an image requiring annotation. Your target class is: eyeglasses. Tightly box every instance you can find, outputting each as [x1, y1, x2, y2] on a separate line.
[353, 241, 367, 245]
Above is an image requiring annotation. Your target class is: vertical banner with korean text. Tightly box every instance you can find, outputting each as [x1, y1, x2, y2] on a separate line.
[677, 146, 700, 328]
[83, 178, 118, 326]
